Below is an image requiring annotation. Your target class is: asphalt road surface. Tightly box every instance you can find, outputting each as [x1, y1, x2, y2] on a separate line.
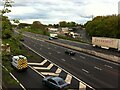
[23, 31, 120, 57]
[11, 66, 49, 89]
[21, 35, 120, 89]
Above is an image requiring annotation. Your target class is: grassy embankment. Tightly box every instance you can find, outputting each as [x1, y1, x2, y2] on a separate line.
[2, 37, 22, 87]
[21, 27, 50, 36]
[2, 36, 35, 88]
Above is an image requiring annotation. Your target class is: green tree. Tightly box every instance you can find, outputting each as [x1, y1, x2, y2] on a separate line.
[67, 22, 76, 27]
[18, 23, 31, 29]
[13, 19, 20, 24]
[1, 0, 14, 15]
[59, 21, 67, 27]
[2, 16, 12, 39]
[1, 0, 14, 39]
[31, 21, 42, 30]
[53, 24, 59, 28]
[85, 15, 119, 38]
[118, 15, 120, 38]
[30, 21, 48, 35]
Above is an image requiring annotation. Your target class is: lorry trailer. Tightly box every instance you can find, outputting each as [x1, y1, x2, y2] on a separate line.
[92, 37, 120, 51]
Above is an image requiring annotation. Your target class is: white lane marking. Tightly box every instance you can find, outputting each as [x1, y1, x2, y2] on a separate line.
[82, 69, 89, 73]
[65, 74, 72, 84]
[10, 73, 26, 90]
[57, 52, 61, 54]
[33, 67, 49, 70]
[71, 57, 76, 60]
[21, 42, 95, 89]
[79, 82, 86, 90]
[28, 60, 47, 66]
[94, 66, 102, 71]
[47, 64, 54, 69]
[55, 68, 62, 74]
[49, 52, 52, 54]
[104, 64, 113, 68]
[2, 66, 26, 90]
[61, 59, 66, 61]
[41, 72, 59, 76]
[39, 59, 48, 65]
[33, 63, 54, 70]
[80, 56, 85, 59]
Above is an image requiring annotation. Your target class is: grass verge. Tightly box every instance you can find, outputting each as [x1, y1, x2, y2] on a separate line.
[2, 37, 26, 88]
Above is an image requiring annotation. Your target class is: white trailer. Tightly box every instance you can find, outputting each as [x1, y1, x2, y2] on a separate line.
[92, 37, 120, 51]
[50, 33, 58, 39]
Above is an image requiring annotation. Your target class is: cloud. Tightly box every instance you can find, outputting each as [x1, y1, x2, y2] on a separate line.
[1, 0, 119, 24]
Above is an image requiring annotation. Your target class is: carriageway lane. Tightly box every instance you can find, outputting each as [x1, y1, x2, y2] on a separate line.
[23, 31, 120, 57]
[23, 35, 119, 71]
[11, 67, 49, 89]
[23, 36, 120, 88]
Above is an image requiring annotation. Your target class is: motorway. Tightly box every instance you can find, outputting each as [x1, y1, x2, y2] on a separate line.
[20, 34, 120, 89]
[11, 67, 49, 89]
[23, 31, 120, 57]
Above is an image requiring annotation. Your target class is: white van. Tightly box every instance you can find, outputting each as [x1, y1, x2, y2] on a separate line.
[11, 55, 28, 71]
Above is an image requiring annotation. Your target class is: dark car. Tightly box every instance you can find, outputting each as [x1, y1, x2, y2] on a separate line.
[65, 50, 76, 56]
[49, 37, 53, 40]
[42, 76, 69, 90]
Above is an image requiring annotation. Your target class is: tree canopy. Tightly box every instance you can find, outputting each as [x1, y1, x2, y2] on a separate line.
[1, 0, 14, 39]
[85, 15, 120, 39]
[59, 21, 77, 27]
[2, 16, 12, 39]
[1, 0, 14, 15]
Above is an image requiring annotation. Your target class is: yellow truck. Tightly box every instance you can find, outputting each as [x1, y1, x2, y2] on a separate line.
[11, 55, 28, 71]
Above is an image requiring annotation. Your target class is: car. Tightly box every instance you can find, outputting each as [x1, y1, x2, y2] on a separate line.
[49, 37, 53, 40]
[42, 76, 69, 90]
[65, 50, 76, 56]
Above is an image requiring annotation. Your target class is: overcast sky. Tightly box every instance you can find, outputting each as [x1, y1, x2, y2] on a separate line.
[0, 0, 120, 25]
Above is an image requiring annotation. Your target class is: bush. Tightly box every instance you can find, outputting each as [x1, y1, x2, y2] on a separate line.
[2, 29, 12, 39]
[85, 15, 119, 38]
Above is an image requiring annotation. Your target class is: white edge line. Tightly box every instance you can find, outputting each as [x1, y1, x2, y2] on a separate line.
[21, 42, 95, 90]
[2, 65, 26, 90]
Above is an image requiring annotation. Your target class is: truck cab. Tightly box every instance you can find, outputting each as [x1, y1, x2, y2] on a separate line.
[11, 55, 28, 71]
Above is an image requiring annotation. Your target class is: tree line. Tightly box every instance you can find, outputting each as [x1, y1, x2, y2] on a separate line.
[48, 21, 83, 28]
[85, 15, 120, 39]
